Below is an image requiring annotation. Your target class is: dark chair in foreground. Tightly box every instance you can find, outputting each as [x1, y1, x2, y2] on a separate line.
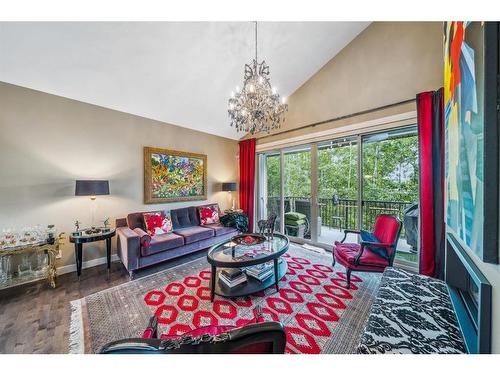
[332, 214, 402, 289]
[100, 307, 286, 354]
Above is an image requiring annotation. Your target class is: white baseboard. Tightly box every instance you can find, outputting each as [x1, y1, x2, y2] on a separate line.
[57, 254, 120, 275]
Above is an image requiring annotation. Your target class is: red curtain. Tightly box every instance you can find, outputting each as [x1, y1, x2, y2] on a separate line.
[417, 89, 445, 278]
[239, 138, 256, 232]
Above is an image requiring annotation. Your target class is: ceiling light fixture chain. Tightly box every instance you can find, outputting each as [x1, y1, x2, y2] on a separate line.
[228, 21, 288, 135]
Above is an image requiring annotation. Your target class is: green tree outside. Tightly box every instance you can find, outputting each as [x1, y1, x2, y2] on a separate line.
[264, 135, 419, 203]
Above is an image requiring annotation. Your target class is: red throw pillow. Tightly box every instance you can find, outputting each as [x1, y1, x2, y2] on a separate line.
[198, 206, 219, 225]
[143, 211, 173, 237]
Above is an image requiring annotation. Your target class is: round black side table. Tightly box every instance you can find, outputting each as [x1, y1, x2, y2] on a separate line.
[69, 229, 116, 280]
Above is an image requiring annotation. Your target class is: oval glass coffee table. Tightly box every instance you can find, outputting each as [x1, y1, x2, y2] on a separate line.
[207, 234, 289, 302]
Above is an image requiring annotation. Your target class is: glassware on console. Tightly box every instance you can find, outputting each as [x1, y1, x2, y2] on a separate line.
[33, 224, 44, 243]
[0, 256, 12, 284]
[18, 254, 32, 279]
[19, 227, 30, 245]
[3, 228, 18, 247]
[33, 251, 48, 277]
[0, 232, 6, 249]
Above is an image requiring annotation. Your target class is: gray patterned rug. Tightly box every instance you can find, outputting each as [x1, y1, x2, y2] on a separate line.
[69, 244, 380, 354]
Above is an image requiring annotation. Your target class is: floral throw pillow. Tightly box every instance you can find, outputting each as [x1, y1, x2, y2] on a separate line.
[143, 211, 173, 237]
[198, 206, 219, 225]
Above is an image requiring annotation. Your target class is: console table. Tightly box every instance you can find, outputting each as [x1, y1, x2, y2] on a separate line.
[0, 240, 59, 290]
[69, 228, 115, 280]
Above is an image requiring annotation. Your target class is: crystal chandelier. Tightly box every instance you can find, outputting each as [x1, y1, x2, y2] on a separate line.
[228, 22, 288, 134]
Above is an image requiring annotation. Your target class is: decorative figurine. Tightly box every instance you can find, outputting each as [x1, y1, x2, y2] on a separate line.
[46, 224, 56, 244]
[74, 220, 81, 232]
[103, 218, 110, 229]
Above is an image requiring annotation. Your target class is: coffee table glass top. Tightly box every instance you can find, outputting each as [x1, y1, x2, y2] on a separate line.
[207, 233, 289, 267]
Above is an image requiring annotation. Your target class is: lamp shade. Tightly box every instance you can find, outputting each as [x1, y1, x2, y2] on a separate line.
[75, 180, 110, 196]
[222, 182, 237, 192]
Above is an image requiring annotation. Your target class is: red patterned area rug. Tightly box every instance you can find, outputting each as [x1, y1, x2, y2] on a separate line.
[69, 244, 380, 354]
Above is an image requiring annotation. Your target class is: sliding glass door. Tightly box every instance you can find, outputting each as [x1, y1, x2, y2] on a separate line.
[257, 152, 281, 232]
[316, 138, 359, 245]
[257, 124, 420, 269]
[283, 146, 311, 241]
[361, 127, 419, 264]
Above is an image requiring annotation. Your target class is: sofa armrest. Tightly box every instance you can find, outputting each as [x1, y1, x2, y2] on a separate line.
[133, 228, 152, 248]
[116, 227, 141, 272]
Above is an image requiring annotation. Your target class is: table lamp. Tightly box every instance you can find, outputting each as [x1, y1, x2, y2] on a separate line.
[222, 182, 237, 210]
[75, 180, 110, 228]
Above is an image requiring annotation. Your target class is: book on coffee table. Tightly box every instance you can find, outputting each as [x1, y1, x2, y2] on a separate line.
[245, 259, 283, 282]
[219, 268, 247, 288]
[221, 268, 243, 279]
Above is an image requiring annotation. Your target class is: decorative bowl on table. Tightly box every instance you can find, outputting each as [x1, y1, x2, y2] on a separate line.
[231, 234, 266, 246]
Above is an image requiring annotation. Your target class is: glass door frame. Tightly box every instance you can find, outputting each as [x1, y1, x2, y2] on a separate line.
[359, 125, 420, 270]
[255, 124, 419, 272]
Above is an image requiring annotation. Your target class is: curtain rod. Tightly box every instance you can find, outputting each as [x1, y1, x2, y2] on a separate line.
[257, 98, 416, 141]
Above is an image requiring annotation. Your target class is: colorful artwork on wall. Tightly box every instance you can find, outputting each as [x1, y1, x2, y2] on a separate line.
[144, 147, 207, 204]
[444, 22, 499, 264]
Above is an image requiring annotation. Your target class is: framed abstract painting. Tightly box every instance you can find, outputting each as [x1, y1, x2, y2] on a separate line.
[444, 22, 499, 264]
[144, 147, 207, 204]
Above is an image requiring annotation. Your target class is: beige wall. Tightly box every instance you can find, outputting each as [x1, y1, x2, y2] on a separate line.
[0, 82, 239, 269]
[256, 21, 443, 145]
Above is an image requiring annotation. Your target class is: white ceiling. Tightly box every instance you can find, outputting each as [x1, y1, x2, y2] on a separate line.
[0, 22, 369, 139]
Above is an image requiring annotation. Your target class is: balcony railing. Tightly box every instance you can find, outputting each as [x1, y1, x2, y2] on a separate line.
[266, 196, 413, 238]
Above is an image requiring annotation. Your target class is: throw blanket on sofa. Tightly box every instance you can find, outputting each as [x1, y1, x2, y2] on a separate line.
[357, 267, 466, 354]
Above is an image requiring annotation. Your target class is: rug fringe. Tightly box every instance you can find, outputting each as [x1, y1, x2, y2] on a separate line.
[69, 299, 85, 354]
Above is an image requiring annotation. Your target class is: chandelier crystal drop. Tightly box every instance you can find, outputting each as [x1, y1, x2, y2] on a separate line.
[228, 22, 288, 134]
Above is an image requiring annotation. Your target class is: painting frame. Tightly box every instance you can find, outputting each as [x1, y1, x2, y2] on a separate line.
[444, 22, 499, 264]
[144, 146, 208, 204]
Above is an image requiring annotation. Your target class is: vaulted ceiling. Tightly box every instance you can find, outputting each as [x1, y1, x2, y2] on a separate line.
[0, 22, 370, 139]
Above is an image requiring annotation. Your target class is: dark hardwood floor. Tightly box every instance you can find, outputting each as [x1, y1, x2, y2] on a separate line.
[0, 251, 207, 354]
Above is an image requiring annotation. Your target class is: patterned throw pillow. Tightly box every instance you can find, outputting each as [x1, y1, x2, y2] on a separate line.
[198, 206, 219, 225]
[360, 229, 389, 260]
[143, 211, 173, 237]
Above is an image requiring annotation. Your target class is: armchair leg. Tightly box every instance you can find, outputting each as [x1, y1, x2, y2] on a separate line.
[345, 268, 352, 289]
[332, 249, 336, 267]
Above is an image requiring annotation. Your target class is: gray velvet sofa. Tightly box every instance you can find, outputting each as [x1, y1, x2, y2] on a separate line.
[115, 204, 238, 278]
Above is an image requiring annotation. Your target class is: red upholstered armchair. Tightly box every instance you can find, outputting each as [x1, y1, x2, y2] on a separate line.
[100, 307, 286, 354]
[333, 215, 402, 289]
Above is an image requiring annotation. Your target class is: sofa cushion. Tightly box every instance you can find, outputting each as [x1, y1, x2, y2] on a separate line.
[198, 206, 220, 225]
[170, 206, 200, 229]
[202, 223, 238, 237]
[143, 211, 173, 236]
[284, 212, 306, 221]
[285, 218, 306, 226]
[141, 232, 184, 257]
[174, 226, 214, 244]
[334, 242, 390, 269]
[127, 212, 147, 230]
